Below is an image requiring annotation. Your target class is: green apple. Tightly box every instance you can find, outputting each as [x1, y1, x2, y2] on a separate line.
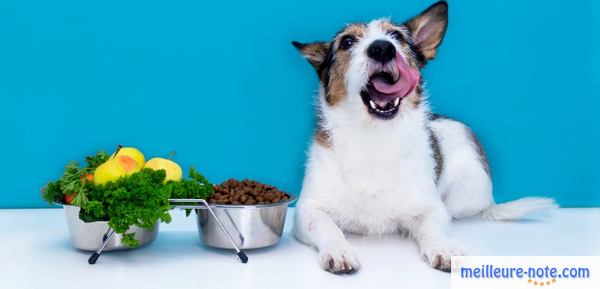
[144, 158, 182, 182]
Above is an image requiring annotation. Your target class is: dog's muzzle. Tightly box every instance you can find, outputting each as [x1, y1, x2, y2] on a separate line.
[361, 52, 420, 119]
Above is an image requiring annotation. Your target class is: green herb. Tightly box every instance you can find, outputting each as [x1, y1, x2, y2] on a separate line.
[79, 169, 171, 246]
[77, 168, 212, 246]
[169, 167, 213, 216]
[41, 151, 108, 205]
[43, 151, 213, 247]
[83, 151, 110, 173]
[41, 181, 63, 205]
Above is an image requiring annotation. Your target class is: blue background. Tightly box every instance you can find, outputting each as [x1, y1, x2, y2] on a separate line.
[0, 0, 598, 208]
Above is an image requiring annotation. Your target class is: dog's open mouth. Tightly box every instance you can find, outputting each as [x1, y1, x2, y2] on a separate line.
[360, 52, 420, 119]
[361, 71, 402, 119]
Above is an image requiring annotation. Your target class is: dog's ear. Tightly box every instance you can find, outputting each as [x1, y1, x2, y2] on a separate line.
[292, 41, 330, 71]
[404, 1, 448, 61]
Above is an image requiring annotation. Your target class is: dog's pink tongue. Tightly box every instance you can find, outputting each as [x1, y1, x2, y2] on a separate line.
[371, 52, 420, 96]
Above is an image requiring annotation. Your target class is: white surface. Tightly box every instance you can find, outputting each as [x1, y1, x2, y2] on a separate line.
[0, 208, 598, 289]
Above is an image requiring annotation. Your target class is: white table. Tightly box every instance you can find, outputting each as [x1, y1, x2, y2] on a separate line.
[1, 208, 598, 289]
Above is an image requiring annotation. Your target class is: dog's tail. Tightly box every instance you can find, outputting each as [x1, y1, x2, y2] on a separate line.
[482, 197, 558, 221]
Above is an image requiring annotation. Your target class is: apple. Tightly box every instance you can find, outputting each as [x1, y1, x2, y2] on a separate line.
[94, 155, 142, 185]
[144, 158, 182, 182]
[113, 147, 145, 166]
[64, 174, 93, 204]
[81, 173, 94, 183]
[64, 194, 76, 205]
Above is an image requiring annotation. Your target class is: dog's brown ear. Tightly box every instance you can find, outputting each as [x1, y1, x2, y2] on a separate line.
[404, 1, 448, 61]
[292, 41, 330, 71]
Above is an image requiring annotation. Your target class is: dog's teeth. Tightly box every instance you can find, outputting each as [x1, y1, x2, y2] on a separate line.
[369, 100, 377, 109]
[394, 98, 400, 106]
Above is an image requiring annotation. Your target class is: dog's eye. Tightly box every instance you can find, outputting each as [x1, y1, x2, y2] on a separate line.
[389, 30, 404, 42]
[339, 35, 357, 50]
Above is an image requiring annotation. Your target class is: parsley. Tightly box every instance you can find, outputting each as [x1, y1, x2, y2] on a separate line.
[41, 151, 108, 205]
[42, 152, 213, 247]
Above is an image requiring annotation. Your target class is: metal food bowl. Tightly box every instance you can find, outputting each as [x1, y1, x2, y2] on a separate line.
[195, 195, 296, 249]
[63, 204, 159, 251]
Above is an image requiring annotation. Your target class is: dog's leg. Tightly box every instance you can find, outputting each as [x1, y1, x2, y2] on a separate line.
[294, 143, 360, 274]
[405, 205, 466, 272]
[430, 118, 495, 219]
[295, 201, 360, 274]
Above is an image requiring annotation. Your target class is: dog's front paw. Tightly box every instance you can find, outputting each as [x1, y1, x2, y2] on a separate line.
[319, 243, 361, 274]
[421, 240, 466, 272]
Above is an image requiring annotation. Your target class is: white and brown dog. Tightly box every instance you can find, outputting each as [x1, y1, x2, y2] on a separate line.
[292, 1, 556, 274]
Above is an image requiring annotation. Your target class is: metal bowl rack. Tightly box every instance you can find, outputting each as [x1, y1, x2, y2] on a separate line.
[88, 198, 248, 265]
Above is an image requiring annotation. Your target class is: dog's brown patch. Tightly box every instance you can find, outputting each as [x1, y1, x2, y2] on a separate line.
[378, 20, 397, 33]
[293, 41, 330, 71]
[428, 127, 443, 181]
[430, 114, 491, 176]
[314, 112, 332, 147]
[315, 127, 332, 147]
[324, 52, 348, 105]
[393, 29, 425, 109]
[323, 24, 366, 106]
[341, 24, 366, 39]
[294, 24, 367, 106]
[466, 127, 491, 176]
[398, 87, 423, 114]
[408, 85, 423, 108]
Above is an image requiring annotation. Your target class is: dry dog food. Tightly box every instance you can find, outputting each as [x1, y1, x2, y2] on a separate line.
[209, 178, 290, 205]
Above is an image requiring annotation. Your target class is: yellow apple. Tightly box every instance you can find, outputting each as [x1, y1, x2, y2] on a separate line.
[113, 147, 145, 166]
[94, 155, 142, 185]
[144, 158, 182, 182]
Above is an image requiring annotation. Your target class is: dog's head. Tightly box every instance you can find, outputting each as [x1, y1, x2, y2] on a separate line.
[293, 1, 448, 120]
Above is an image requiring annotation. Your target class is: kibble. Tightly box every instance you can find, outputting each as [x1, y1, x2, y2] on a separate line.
[209, 178, 290, 205]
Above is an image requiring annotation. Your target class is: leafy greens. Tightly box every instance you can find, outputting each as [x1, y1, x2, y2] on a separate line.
[42, 152, 213, 247]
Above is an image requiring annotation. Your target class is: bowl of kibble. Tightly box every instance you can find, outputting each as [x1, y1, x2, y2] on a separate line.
[195, 178, 296, 249]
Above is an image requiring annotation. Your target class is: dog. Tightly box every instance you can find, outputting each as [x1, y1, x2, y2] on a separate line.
[291, 1, 557, 274]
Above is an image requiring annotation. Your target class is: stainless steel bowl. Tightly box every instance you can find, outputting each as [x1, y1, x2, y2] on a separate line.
[195, 196, 296, 249]
[63, 205, 159, 251]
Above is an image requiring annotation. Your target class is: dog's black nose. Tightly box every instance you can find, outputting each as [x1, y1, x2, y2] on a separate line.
[367, 40, 396, 63]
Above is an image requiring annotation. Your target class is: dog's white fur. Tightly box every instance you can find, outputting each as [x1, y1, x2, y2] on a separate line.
[293, 18, 556, 273]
